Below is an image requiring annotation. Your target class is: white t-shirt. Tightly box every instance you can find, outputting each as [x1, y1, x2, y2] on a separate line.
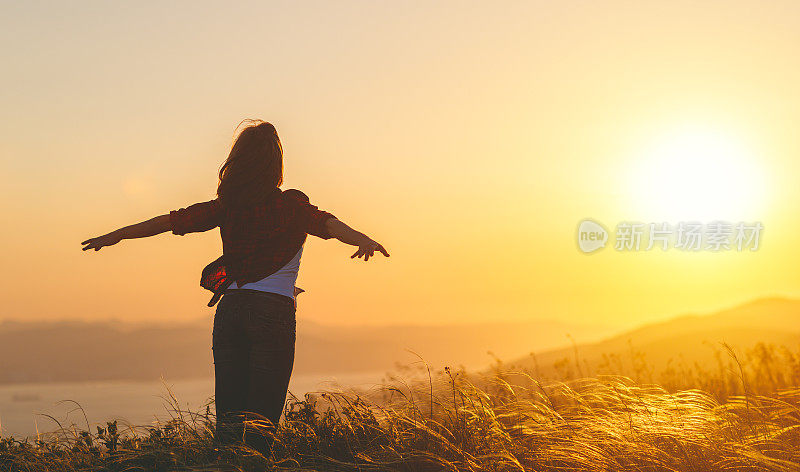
[228, 246, 303, 299]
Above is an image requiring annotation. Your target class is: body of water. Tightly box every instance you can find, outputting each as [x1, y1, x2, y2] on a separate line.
[0, 371, 387, 438]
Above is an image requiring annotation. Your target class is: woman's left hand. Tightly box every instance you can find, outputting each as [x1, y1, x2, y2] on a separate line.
[81, 232, 122, 251]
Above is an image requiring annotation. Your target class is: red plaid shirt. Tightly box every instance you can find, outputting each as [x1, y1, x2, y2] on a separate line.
[169, 187, 336, 306]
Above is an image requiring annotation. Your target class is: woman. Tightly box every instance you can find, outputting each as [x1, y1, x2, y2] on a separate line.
[81, 120, 389, 455]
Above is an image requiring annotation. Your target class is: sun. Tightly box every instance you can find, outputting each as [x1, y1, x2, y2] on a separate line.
[629, 125, 765, 222]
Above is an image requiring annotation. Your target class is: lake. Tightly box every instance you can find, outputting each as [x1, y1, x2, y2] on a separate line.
[0, 371, 387, 438]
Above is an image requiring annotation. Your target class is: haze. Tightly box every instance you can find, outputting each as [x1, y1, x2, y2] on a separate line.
[3, 1, 800, 328]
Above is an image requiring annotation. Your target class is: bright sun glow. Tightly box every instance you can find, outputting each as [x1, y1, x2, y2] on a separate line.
[631, 125, 765, 221]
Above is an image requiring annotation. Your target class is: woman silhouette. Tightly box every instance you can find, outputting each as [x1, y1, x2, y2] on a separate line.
[81, 120, 389, 455]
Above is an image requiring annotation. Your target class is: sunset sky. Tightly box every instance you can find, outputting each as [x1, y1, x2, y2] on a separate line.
[3, 1, 800, 331]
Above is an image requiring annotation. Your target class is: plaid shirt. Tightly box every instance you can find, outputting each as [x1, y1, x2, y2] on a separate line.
[169, 188, 336, 306]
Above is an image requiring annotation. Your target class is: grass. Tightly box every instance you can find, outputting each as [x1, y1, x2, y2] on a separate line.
[1, 342, 799, 471]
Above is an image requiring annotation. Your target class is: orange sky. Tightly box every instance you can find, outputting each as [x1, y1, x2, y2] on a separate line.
[3, 1, 800, 330]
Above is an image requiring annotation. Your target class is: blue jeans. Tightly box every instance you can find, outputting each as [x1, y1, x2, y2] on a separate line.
[212, 289, 296, 455]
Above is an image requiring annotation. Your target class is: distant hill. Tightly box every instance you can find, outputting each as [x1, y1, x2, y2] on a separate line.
[7, 297, 795, 385]
[500, 297, 800, 377]
[0, 316, 612, 384]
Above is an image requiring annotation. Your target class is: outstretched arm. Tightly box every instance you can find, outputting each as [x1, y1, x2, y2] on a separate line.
[325, 218, 390, 261]
[81, 214, 171, 251]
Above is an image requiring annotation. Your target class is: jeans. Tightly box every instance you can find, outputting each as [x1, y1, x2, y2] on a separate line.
[212, 289, 296, 455]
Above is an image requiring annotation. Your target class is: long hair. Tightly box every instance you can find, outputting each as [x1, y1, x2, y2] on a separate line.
[217, 119, 283, 208]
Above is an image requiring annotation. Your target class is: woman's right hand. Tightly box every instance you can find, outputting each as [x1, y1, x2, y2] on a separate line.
[351, 238, 390, 261]
[325, 218, 390, 261]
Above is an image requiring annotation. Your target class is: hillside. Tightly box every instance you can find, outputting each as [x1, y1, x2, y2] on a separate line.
[501, 297, 800, 377]
[0, 317, 612, 384]
[5, 297, 797, 385]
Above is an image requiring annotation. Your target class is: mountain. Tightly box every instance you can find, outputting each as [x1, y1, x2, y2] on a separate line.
[6, 297, 795, 385]
[0, 317, 612, 384]
[500, 297, 800, 377]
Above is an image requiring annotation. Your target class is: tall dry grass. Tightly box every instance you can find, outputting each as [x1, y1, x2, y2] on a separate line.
[511, 341, 800, 399]
[0, 343, 798, 471]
